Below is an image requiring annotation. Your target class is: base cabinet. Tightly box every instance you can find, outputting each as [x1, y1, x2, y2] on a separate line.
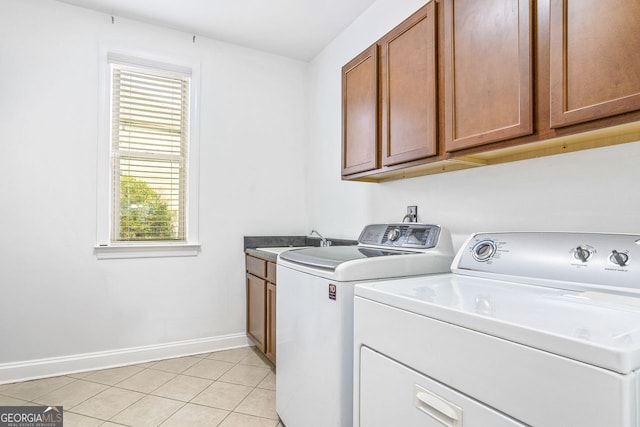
[245, 253, 277, 364]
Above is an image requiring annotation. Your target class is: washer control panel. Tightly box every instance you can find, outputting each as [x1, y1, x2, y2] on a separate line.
[358, 223, 442, 249]
[455, 232, 640, 291]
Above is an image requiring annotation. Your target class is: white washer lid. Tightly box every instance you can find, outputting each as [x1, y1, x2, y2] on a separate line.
[279, 246, 414, 270]
[279, 249, 454, 281]
[355, 274, 640, 374]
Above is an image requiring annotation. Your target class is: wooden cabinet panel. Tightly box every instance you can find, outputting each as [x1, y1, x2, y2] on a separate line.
[381, 2, 437, 166]
[245, 253, 277, 364]
[266, 282, 277, 364]
[246, 255, 266, 278]
[444, 0, 533, 152]
[246, 273, 266, 353]
[342, 45, 379, 176]
[549, 0, 640, 128]
[266, 261, 276, 283]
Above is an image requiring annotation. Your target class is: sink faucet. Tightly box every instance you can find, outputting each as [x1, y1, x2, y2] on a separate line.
[310, 230, 332, 247]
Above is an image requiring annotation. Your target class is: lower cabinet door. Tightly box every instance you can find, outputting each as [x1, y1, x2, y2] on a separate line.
[246, 273, 266, 352]
[266, 283, 276, 363]
[358, 347, 525, 427]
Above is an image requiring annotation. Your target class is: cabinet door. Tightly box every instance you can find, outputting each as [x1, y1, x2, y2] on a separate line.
[549, 0, 640, 128]
[342, 45, 378, 176]
[246, 273, 266, 352]
[444, 0, 533, 152]
[381, 2, 438, 166]
[266, 282, 276, 364]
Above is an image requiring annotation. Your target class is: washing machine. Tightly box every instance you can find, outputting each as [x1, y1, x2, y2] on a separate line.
[276, 223, 455, 427]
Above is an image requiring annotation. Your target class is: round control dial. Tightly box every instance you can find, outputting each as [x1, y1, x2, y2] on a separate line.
[472, 240, 497, 262]
[388, 228, 402, 242]
[610, 250, 629, 267]
[573, 246, 592, 262]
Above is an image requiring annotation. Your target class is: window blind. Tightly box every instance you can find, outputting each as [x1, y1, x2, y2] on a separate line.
[111, 64, 190, 242]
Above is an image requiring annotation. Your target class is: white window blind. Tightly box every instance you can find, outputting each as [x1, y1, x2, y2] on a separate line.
[110, 63, 190, 242]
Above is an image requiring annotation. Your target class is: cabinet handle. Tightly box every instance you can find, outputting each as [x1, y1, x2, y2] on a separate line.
[414, 385, 462, 427]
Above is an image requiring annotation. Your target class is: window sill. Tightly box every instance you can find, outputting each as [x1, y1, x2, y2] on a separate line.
[94, 243, 201, 260]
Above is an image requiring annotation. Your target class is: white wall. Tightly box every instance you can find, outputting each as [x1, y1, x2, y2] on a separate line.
[3, 0, 640, 381]
[306, 0, 640, 248]
[0, 0, 308, 377]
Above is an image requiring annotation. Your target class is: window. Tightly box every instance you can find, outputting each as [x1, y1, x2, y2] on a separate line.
[112, 64, 188, 242]
[96, 51, 200, 259]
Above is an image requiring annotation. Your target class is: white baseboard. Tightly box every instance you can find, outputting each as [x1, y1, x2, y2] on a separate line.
[0, 333, 251, 384]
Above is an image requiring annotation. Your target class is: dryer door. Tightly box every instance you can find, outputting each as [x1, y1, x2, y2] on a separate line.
[358, 346, 525, 427]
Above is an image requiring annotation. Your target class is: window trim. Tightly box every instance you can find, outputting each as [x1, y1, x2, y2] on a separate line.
[96, 46, 200, 259]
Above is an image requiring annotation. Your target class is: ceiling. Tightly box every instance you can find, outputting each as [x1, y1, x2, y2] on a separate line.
[56, 0, 377, 61]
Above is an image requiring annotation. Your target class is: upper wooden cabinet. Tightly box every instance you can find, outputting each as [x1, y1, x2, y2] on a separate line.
[342, 2, 438, 177]
[342, 46, 378, 176]
[341, 0, 640, 182]
[444, 0, 533, 152]
[380, 1, 438, 166]
[549, 0, 640, 128]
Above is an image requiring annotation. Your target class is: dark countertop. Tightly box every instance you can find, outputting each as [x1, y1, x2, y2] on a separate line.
[244, 235, 307, 249]
[244, 235, 358, 262]
[245, 248, 278, 262]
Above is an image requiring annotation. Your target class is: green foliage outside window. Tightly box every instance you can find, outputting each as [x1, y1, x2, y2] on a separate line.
[119, 176, 175, 240]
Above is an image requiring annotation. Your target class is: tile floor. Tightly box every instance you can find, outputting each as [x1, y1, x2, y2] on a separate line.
[0, 347, 283, 427]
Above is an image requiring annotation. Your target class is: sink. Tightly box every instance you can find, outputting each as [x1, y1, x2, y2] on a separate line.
[256, 246, 309, 255]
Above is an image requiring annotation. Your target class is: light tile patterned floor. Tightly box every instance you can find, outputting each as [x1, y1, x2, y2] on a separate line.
[0, 347, 283, 427]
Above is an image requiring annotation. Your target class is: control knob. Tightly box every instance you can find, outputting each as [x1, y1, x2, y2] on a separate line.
[388, 228, 402, 242]
[610, 250, 629, 267]
[472, 240, 496, 262]
[573, 246, 592, 262]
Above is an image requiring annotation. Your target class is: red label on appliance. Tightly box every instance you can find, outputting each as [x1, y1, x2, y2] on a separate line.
[329, 284, 336, 300]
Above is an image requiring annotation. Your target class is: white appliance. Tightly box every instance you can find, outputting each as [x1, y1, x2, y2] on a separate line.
[276, 223, 455, 427]
[354, 232, 640, 427]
